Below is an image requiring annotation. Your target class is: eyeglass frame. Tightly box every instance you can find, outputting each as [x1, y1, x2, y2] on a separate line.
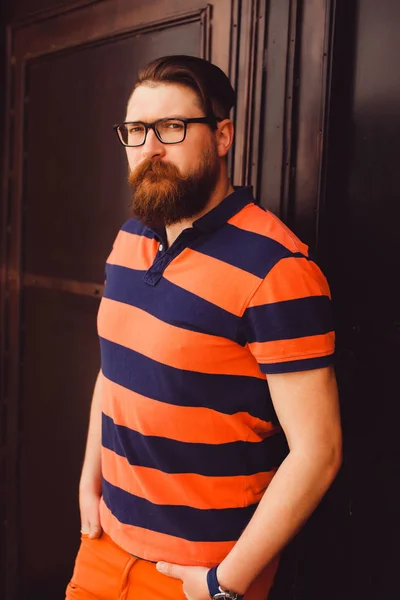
[113, 115, 220, 147]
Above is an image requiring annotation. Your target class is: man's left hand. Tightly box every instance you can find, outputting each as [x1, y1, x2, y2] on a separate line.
[156, 562, 211, 600]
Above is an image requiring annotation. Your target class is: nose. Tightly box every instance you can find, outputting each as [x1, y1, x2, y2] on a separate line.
[142, 127, 166, 160]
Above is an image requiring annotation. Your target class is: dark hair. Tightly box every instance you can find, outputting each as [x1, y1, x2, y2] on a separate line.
[134, 55, 235, 122]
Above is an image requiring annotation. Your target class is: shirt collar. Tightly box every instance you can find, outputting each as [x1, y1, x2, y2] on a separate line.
[145, 186, 255, 240]
[193, 186, 254, 233]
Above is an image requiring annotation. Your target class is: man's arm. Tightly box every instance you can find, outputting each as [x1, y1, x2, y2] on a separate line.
[79, 369, 103, 539]
[217, 365, 342, 594]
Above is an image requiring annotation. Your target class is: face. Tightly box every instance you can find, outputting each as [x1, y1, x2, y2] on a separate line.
[124, 83, 222, 228]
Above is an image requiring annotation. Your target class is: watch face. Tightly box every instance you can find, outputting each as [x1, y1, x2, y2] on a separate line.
[213, 592, 238, 600]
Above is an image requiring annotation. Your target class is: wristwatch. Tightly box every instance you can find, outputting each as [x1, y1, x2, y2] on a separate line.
[206, 566, 244, 600]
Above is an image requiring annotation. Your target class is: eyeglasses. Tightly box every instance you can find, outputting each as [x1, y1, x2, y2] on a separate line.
[113, 116, 218, 147]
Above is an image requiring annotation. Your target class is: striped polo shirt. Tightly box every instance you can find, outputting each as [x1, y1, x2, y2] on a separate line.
[97, 186, 335, 567]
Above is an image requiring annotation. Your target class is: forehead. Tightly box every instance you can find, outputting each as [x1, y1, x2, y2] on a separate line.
[126, 83, 203, 121]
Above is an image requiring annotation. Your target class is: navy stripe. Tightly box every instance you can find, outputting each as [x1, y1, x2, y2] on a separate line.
[100, 338, 276, 422]
[242, 296, 334, 343]
[194, 187, 254, 233]
[259, 354, 335, 374]
[191, 224, 293, 279]
[102, 413, 288, 476]
[102, 478, 258, 542]
[104, 264, 240, 342]
[120, 218, 157, 239]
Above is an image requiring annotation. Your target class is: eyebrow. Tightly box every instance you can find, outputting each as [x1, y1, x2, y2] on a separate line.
[123, 114, 204, 122]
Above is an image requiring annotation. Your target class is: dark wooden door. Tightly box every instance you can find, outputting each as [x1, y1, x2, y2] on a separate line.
[2, 2, 238, 598]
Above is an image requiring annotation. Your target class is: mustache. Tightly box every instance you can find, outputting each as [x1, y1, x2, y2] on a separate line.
[130, 158, 181, 184]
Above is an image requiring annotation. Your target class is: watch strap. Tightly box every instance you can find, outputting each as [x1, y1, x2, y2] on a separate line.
[207, 566, 220, 598]
[206, 566, 244, 600]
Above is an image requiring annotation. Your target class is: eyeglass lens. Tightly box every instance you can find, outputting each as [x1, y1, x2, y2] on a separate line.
[118, 119, 186, 146]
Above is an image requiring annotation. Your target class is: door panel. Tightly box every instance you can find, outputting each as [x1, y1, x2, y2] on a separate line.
[20, 286, 100, 596]
[24, 21, 201, 282]
[21, 22, 203, 595]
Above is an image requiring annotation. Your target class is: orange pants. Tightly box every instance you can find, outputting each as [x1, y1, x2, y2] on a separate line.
[65, 533, 279, 600]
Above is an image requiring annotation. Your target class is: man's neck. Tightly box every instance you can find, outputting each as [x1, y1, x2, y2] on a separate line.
[165, 178, 235, 248]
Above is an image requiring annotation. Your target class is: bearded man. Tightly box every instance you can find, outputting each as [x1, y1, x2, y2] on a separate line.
[66, 55, 342, 600]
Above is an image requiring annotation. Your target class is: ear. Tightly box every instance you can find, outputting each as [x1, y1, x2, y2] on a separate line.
[215, 119, 234, 158]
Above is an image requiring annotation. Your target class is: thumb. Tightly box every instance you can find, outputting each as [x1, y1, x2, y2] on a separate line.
[88, 522, 102, 539]
[156, 562, 186, 580]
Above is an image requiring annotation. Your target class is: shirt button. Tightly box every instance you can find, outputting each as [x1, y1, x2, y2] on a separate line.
[159, 244, 163, 252]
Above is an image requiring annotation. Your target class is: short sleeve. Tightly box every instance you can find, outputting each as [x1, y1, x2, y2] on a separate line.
[240, 255, 335, 374]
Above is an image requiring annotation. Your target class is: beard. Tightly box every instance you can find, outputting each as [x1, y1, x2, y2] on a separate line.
[128, 143, 220, 229]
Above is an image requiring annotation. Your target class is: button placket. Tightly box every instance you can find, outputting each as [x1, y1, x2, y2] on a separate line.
[144, 228, 199, 286]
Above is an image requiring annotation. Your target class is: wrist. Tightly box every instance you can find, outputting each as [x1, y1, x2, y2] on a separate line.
[215, 563, 248, 597]
[206, 565, 245, 600]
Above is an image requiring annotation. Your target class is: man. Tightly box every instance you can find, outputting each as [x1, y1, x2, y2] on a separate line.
[66, 55, 342, 600]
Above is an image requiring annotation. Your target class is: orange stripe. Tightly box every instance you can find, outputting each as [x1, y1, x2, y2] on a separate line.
[164, 248, 261, 316]
[248, 257, 331, 307]
[102, 447, 275, 510]
[101, 375, 276, 444]
[249, 332, 335, 363]
[100, 500, 236, 566]
[98, 297, 263, 377]
[107, 230, 158, 271]
[229, 204, 309, 256]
